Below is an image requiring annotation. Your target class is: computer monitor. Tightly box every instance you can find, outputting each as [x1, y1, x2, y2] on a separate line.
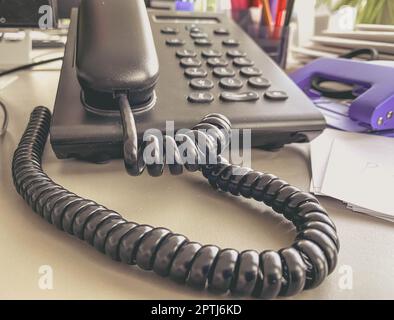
[0, 0, 58, 28]
[57, 0, 81, 19]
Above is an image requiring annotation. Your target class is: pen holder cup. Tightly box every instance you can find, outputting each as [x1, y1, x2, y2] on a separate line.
[251, 26, 290, 69]
[232, 11, 290, 69]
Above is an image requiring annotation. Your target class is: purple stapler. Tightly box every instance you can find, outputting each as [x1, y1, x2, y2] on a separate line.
[291, 58, 394, 137]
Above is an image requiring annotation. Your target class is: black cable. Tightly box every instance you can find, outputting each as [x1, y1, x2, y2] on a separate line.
[339, 48, 379, 60]
[0, 100, 8, 136]
[0, 57, 63, 77]
[0, 56, 63, 136]
[13, 106, 340, 299]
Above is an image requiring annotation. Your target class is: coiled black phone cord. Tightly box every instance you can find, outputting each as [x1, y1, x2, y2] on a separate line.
[12, 106, 339, 299]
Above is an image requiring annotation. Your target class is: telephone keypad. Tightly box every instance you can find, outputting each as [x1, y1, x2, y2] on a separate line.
[164, 23, 287, 104]
[176, 49, 197, 58]
[188, 92, 214, 103]
[201, 49, 222, 58]
[166, 38, 185, 46]
[248, 77, 271, 89]
[264, 90, 289, 101]
[188, 26, 203, 33]
[207, 58, 229, 67]
[194, 39, 212, 46]
[190, 78, 215, 90]
[184, 67, 208, 78]
[180, 57, 202, 68]
[227, 49, 247, 58]
[190, 32, 208, 39]
[240, 67, 263, 77]
[219, 78, 244, 90]
[233, 57, 254, 67]
[222, 39, 240, 47]
[220, 91, 260, 102]
[161, 27, 179, 34]
[213, 67, 236, 78]
[214, 27, 230, 35]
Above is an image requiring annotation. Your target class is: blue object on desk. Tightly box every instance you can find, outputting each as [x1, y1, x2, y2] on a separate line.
[291, 58, 394, 137]
[175, 0, 194, 11]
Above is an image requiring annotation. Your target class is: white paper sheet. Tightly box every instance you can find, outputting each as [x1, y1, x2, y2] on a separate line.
[310, 129, 346, 194]
[321, 136, 394, 217]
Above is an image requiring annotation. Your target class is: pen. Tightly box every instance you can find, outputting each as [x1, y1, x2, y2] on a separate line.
[284, 0, 295, 26]
[260, 0, 273, 27]
[273, 0, 287, 39]
[269, 0, 278, 21]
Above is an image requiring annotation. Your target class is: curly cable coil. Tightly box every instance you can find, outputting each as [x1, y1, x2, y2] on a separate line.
[12, 106, 339, 299]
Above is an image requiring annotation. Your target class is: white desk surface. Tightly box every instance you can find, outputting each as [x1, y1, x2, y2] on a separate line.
[0, 70, 393, 300]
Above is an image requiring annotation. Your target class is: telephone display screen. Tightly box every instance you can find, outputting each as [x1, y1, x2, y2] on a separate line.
[153, 15, 220, 24]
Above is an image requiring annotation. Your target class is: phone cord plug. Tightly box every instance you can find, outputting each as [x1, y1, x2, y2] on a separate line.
[12, 106, 340, 299]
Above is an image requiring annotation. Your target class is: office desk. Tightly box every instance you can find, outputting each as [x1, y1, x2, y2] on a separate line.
[1, 70, 393, 300]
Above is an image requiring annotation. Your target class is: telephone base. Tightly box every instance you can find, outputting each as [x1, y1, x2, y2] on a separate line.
[51, 8, 325, 161]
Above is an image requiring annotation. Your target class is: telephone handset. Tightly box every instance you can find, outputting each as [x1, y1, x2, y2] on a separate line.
[12, 0, 339, 299]
[76, 0, 159, 109]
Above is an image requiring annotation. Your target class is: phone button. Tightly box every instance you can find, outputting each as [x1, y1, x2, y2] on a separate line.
[227, 49, 247, 58]
[176, 49, 197, 58]
[184, 68, 208, 78]
[219, 78, 244, 90]
[190, 79, 215, 90]
[188, 92, 214, 103]
[214, 28, 230, 36]
[207, 58, 229, 68]
[188, 26, 203, 33]
[220, 91, 259, 102]
[240, 67, 263, 77]
[180, 58, 202, 68]
[264, 90, 289, 101]
[233, 57, 255, 67]
[161, 27, 178, 34]
[248, 77, 271, 89]
[190, 32, 208, 39]
[213, 67, 236, 78]
[201, 49, 222, 58]
[194, 39, 212, 46]
[166, 38, 185, 46]
[222, 39, 240, 47]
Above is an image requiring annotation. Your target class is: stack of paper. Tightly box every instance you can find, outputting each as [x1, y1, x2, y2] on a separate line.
[310, 129, 394, 223]
[291, 24, 394, 65]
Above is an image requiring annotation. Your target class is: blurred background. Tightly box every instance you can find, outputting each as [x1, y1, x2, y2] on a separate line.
[1, 0, 393, 71]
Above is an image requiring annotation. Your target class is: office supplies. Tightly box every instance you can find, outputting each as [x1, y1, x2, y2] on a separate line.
[269, 0, 278, 21]
[357, 24, 394, 33]
[260, 0, 273, 27]
[311, 35, 394, 55]
[274, 0, 286, 27]
[273, 0, 286, 39]
[310, 129, 394, 222]
[175, 0, 194, 12]
[51, 1, 324, 160]
[291, 58, 394, 136]
[10, 0, 339, 299]
[284, 0, 294, 26]
[322, 30, 394, 44]
[292, 44, 394, 65]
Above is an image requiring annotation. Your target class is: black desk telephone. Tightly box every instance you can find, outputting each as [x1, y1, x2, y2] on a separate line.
[12, 0, 339, 299]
